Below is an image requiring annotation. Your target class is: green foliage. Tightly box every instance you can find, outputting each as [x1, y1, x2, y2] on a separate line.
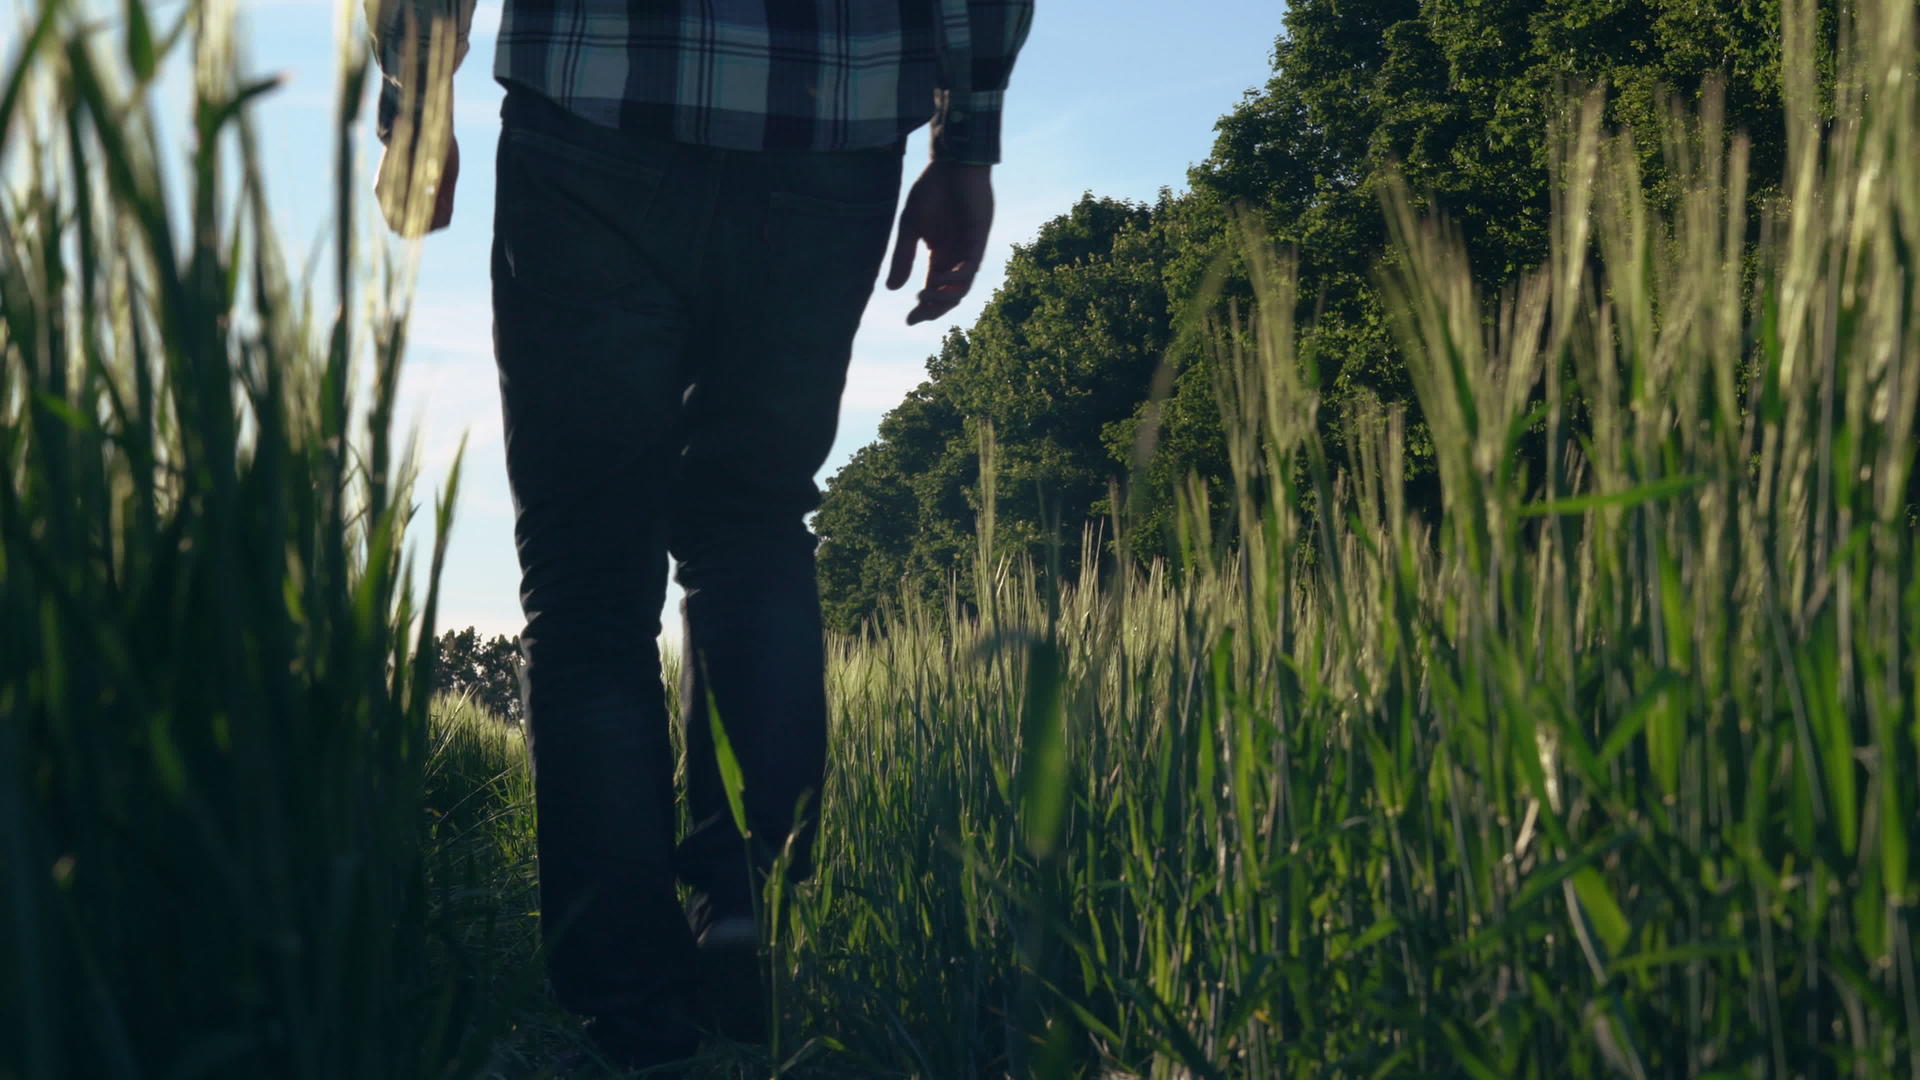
[786, 4, 1920, 1072]
[817, 194, 1178, 631]
[816, 351, 977, 635]
[8, 0, 1914, 1075]
[333, 6, 1916, 1076]
[434, 625, 524, 725]
[0, 2, 483, 1076]
[820, 0, 1844, 631]
[421, 694, 541, 1027]
[946, 195, 1172, 555]
[1163, 0, 1835, 526]
[1200, 0, 1821, 352]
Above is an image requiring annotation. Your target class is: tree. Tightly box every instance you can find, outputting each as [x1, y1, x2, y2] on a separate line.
[817, 334, 977, 634]
[817, 1, 1837, 631]
[944, 195, 1173, 567]
[816, 194, 1178, 632]
[432, 626, 522, 724]
[1191, 0, 1828, 443]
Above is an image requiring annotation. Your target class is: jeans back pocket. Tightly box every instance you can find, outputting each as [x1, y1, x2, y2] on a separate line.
[760, 153, 903, 340]
[496, 126, 669, 306]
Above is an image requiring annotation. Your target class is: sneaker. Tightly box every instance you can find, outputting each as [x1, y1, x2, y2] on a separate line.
[694, 914, 758, 949]
[683, 884, 758, 949]
[686, 895, 767, 1044]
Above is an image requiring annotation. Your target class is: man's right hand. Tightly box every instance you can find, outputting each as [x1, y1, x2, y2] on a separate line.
[376, 129, 460, 236]
[885, 160, 994, 326]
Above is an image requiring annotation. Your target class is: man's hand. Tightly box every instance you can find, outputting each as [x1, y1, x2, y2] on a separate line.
[376, 129, 459, 236]
[886, 160, 994, 326]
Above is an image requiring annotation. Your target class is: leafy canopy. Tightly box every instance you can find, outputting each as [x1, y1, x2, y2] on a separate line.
[817, 0, 1829, 633]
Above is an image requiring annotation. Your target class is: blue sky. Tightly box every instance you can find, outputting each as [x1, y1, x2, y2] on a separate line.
[71, 0, 1288, 639]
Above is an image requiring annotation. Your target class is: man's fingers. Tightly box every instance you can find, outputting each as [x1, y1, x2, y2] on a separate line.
[924, 267, 974, 289]
[907, 291, 964, 324]
[906, 296, 959, 325]
[919, 264, 977, 304]
[905, 263, 976, 324]
[886, 218, 920, 291]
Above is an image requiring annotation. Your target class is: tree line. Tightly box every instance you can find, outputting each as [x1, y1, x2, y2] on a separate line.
[814, 0, 1826, 635]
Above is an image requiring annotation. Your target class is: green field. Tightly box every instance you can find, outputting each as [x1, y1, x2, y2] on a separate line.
[4, 0, 1917, 1076]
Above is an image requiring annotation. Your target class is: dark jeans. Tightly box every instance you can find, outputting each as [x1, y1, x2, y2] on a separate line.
[490, 84, 902, 1038]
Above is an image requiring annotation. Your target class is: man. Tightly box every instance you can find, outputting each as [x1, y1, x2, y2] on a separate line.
[366, 0, 1033, 1070]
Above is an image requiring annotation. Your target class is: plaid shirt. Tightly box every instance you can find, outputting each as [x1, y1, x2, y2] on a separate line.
[368, 0, 1034, 165]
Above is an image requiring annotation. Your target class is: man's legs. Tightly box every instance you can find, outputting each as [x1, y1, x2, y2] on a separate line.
[494, 81, 904, 1058]
[492, 87, 714, 1060]
[670, 144, 905, 923]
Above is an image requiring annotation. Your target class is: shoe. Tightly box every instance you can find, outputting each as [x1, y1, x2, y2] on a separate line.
[684, 884, 759, 949]
[686, 894, 768, 1044]
[694, 914, 757, 949]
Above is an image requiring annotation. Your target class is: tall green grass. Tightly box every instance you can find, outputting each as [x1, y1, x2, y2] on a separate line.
[782, 1, 1920, 1076]
[420, 694, 547, 1072]
[0, 0, 479, 1076]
